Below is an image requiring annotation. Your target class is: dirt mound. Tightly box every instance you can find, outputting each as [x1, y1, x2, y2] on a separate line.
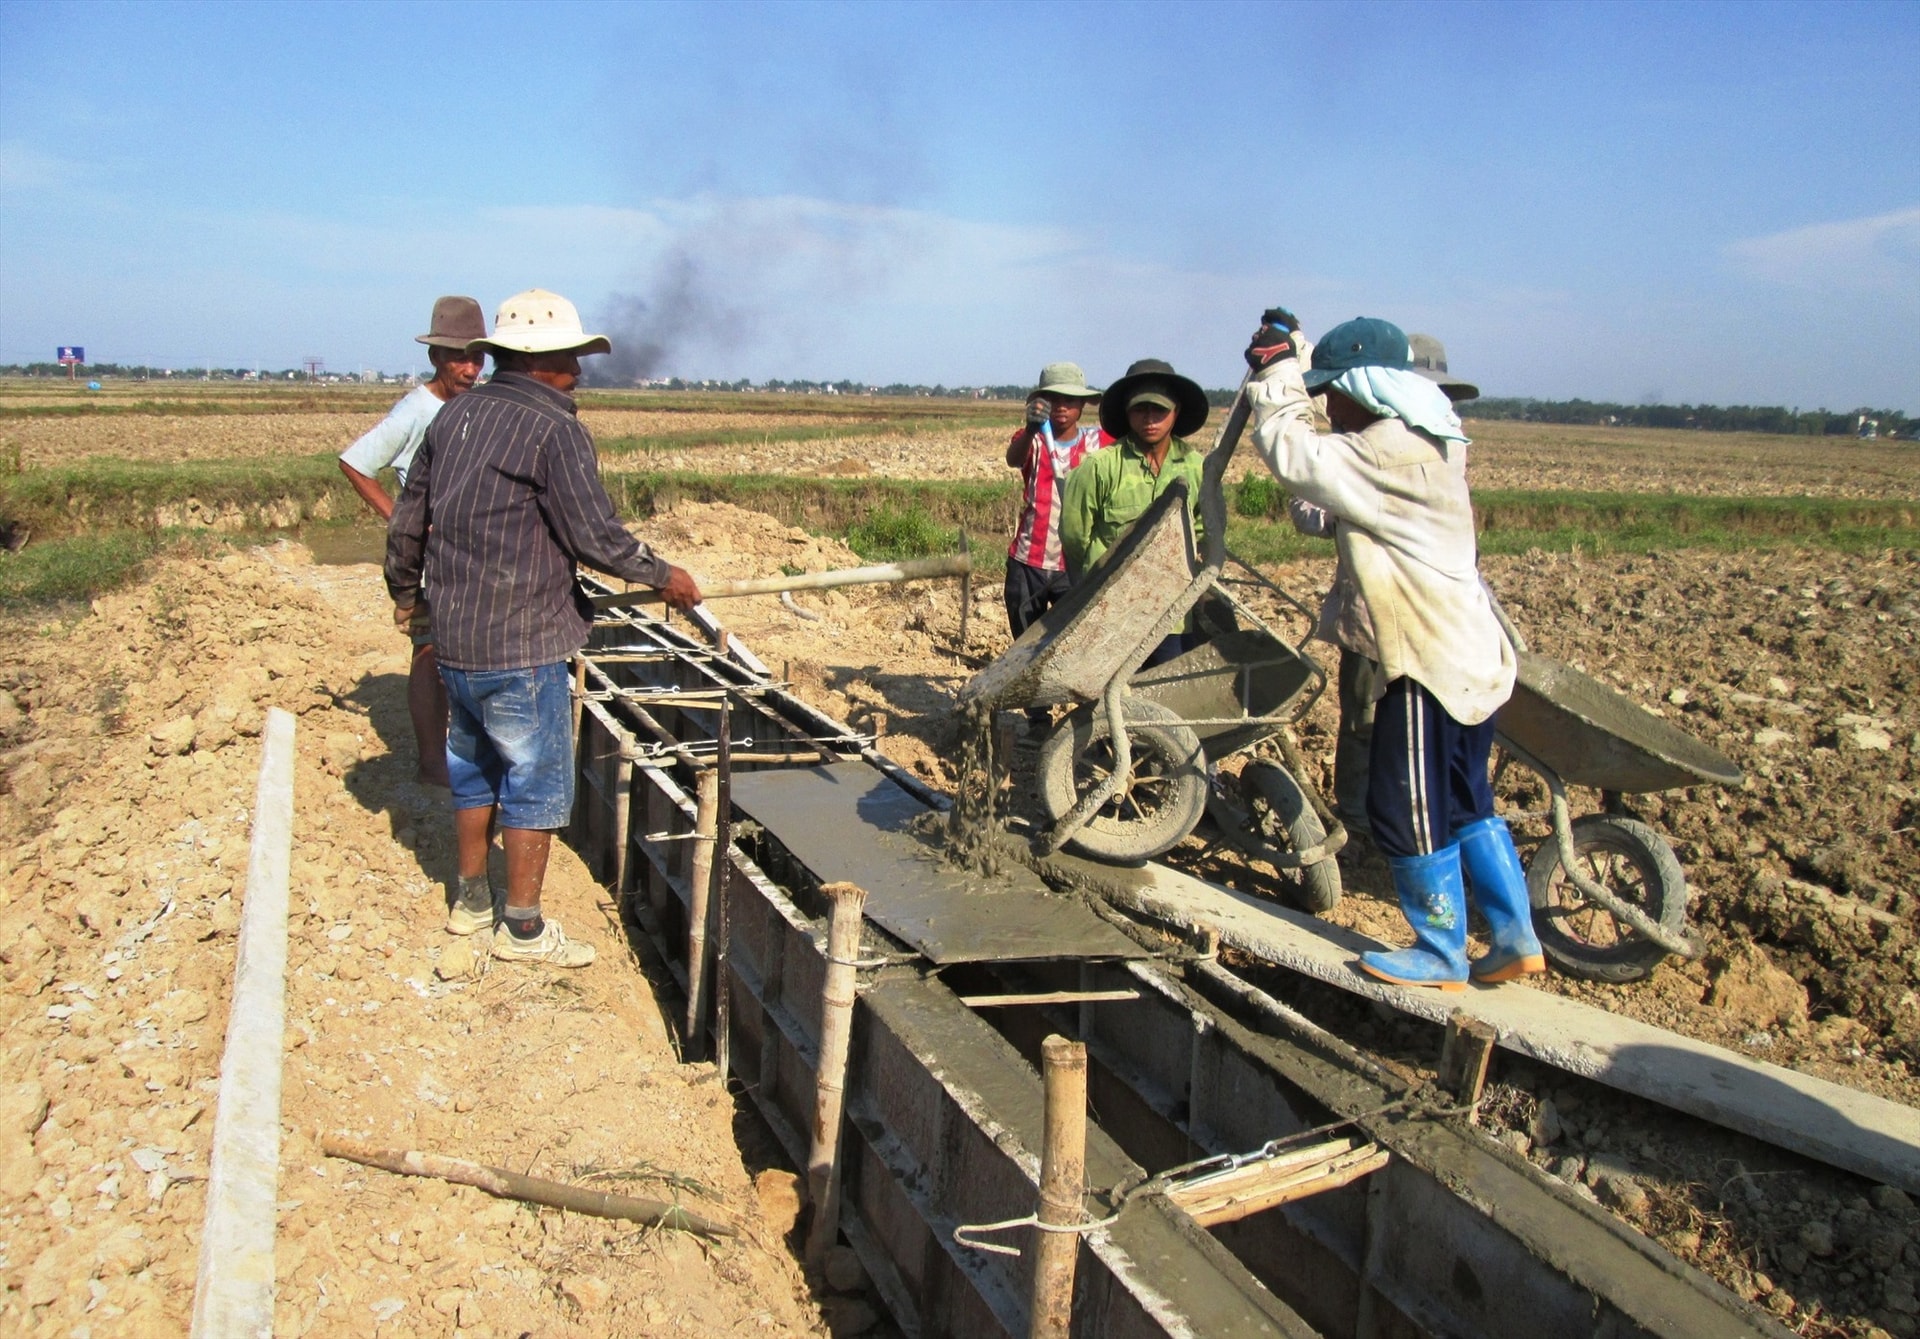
[0, 544, 825, 1336]
[1242, 545, 1920, 1102]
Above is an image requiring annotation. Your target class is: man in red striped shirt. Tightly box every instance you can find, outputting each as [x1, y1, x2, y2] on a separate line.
[1004, 363, 1111, 664]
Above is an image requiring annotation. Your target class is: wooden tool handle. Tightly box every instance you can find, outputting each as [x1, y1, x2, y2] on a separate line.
[590, 552, 972, 611]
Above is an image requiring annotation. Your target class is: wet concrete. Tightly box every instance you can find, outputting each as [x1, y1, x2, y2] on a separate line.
[729, 760, 1142, 964]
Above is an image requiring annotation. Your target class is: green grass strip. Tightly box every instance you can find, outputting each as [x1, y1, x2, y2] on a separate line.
[0, 455, 357, 538]
[0, 530, 165, 607]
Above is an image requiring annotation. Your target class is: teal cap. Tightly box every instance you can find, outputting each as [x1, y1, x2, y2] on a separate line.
[1303, 317, 1414, 389]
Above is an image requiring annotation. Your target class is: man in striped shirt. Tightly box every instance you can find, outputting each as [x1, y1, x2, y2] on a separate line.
[1004, 362, 1110, 638]
[386, 289, 701, 968]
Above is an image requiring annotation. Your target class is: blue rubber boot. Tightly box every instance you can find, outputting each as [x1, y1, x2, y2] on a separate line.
[1457, 816, 1546, 983]
[1359, 846, 1469, 992]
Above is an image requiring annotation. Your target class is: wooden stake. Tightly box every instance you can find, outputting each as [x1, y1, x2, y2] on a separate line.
[571, 657, 588, 746]
[611, 757, 633, 900]
[1439, 1010, 1498, 1110]
[804, 880, 869, 1271]
[714, 700, 734, 1086]
[958, 529, 972, 648]
[683, 767, 721, 1061]
[1029, 1035, 1087, 1339]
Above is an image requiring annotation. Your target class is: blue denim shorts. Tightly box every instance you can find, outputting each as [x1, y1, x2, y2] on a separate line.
[439, 661, 575, 829]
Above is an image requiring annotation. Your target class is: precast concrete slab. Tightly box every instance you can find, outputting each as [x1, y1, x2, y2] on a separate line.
[730, 761, 1143, 964]
[1051, 849, 1920, 1195]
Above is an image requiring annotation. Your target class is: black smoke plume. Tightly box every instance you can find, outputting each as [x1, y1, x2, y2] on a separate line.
[586, 250, 748, 387]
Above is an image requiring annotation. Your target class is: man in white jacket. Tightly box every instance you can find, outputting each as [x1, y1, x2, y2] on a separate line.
[1243, 313, 1542, 990]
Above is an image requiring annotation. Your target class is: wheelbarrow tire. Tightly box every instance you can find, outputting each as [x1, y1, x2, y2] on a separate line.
[1038, 699, 1208, 863]
[1525, 814, 1687, 983]
[1241, 761, 1342, 913]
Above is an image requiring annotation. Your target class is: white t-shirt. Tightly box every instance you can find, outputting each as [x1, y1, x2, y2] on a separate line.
[338, 384, 445, 489]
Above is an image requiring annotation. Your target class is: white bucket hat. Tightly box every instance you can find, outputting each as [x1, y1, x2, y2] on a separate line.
[470, 289, 612, 356]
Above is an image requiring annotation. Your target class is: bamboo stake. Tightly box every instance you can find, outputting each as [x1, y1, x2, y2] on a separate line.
[714, 700, 735, 1086]
[804, 880, 869, 1271]
[319, 1134, 735, 1238]
[1030, 1035, 1087, 1339]
[683, 767, 721, 1061]
[958, 529, 972, 647]
[612, 757, 633, 899]
[590, 553, 972, 611]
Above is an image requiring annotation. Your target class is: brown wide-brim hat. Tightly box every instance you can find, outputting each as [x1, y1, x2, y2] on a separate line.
[416, 296, 487, 349]
[1099, 358, 1210, 440]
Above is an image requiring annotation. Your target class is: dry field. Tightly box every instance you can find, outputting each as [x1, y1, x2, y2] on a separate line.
[11, 379, 1914, 501]
[4, 379, 1920, 1334]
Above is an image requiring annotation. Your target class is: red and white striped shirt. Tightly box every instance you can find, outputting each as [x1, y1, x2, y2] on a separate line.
[1007, 424, 1112, 571]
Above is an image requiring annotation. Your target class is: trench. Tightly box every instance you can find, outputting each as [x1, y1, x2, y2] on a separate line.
[554, 583, 1797, 1339]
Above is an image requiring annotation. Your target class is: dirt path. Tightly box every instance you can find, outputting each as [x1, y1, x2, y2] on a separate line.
[0, 543, 827, 1337]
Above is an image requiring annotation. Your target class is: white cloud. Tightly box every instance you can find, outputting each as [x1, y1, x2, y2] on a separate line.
[1726, 206, 1920, 293]
[0, 141, 83, 192]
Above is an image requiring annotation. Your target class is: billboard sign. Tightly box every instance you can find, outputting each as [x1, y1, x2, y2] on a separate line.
[57, 347, 84, 365]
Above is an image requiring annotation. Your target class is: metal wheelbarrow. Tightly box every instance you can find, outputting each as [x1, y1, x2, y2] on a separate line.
[960, 387, 1347, 907]
[1494, 647, 1745, 982]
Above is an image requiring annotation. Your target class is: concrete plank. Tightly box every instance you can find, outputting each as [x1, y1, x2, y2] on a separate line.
[1048, 851, 1920, 1194]
[730, 761, 1142, 964]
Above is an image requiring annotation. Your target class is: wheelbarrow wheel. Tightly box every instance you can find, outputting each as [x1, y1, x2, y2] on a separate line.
[1240, 761, 1342, 913]
[1038, 699, 1207, 863]
[1525, 814, 1687, 983]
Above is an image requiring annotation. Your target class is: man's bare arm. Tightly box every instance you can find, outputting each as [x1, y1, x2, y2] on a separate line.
[339, 459, 394, 521]
[1005, 427, 1037, 468]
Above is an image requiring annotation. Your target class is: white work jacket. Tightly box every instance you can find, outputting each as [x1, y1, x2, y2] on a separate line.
[1247, 358, 1514, 725]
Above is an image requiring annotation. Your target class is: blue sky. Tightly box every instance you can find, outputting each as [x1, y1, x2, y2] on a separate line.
[2, 0, 1916, 409]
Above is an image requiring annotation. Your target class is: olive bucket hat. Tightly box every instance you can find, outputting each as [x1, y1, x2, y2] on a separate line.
[1033, 362, 1101, 400]
[1302, 317, 1414, 389]
[1407, 332, 1480, 402]
[1099, 358, 1211, 440]
[416, 296, 487, 349]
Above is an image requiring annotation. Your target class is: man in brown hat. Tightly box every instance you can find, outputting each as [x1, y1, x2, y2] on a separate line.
[338, 295, 488, 787]
[386, 289, 702, 968]
[1060, 358, 1210, 665]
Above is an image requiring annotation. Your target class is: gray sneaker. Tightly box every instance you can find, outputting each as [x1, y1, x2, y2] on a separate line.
[446, 874, 496, 936]
[490, 918, 595, 968]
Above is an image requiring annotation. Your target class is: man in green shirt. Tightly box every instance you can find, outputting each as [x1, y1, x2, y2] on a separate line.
[1060, 358, 1210, 665]
[1060, 358, 1209, 574]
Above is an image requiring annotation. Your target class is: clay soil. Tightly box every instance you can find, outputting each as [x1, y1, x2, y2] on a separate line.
[4, 491, 1920, 1336]
[0, 536, 840, 1338]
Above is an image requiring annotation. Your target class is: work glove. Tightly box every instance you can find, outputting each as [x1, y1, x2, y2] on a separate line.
[1025, 396, 1051, 429]
[1245, 305, 1302, 370]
